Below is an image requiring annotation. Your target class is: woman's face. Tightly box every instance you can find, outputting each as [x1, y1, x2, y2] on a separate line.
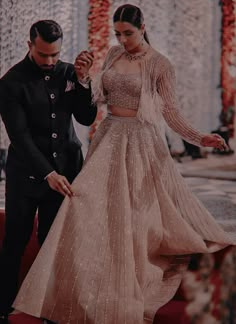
[114, 21, 144, 52]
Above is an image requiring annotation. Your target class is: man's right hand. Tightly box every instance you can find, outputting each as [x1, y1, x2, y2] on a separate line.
[46, 171, 74, 197]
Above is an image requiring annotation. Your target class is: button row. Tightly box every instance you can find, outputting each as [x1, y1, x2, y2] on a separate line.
[44, 78, 57, 160]
[44, 77, 56, 101]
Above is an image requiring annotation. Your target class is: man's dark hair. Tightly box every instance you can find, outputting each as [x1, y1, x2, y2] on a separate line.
[30, 20, 63, 43]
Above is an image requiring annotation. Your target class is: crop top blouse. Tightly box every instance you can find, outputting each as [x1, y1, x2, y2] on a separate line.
[92, 45, 205, 147]
[102, 67, 141, 110]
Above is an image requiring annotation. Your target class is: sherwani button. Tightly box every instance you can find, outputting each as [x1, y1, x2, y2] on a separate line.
[52, 133, 58, 139]
[45, 76, 50, 81]
[51, 113, 56, 118]
[50, 93, 55, 99]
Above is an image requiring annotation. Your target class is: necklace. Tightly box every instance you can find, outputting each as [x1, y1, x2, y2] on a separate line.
[124, 47, 149, 62]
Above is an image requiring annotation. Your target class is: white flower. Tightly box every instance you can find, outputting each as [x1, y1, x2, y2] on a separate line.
[65, 80, 75, 92]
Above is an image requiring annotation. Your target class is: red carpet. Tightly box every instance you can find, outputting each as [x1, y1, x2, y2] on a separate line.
[9, 313, 42, 324]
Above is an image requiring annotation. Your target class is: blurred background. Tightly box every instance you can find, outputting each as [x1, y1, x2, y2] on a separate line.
[0, 0, 235, 153]
[0, 1, 236, 323]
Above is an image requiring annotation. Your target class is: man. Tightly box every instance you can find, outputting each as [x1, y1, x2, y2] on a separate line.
[0, 20, 97, 323]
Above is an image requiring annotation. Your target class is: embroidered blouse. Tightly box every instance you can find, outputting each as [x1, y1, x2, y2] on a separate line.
[92, 45, 205, 147]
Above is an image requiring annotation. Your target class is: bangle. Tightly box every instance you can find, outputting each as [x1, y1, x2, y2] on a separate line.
[78, 75, 91, 84]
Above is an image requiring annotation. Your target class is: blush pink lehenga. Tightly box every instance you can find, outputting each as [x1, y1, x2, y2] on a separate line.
[14, 48, 236, 324]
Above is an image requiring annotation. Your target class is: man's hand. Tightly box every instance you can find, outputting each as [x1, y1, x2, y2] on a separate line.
[46, 171, 74, 197]
[74, 50, 94, 81]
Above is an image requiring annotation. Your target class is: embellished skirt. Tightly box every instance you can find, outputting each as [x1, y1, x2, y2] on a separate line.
[14, 115, 235, 324]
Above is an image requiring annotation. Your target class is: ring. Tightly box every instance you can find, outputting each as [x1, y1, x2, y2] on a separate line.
[62, 185, 67, 189]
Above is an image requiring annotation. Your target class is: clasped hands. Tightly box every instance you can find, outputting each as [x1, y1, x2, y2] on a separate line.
[74, 50, 94, 82]
[201, 133, 228, 151]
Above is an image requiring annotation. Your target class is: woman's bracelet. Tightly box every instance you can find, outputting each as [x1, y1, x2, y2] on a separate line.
[78, 74, 91, 85]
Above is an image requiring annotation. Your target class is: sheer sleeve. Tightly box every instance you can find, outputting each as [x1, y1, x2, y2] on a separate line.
[91, 46, 117, 105]
[92, 45, 123, 105]
[157, 63, 205, 147]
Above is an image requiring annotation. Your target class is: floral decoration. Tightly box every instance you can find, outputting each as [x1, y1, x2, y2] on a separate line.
[88, 0, 111, 140]
[220, 0, 236, 137]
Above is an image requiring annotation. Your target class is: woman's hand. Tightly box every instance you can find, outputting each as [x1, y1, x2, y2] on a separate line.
[74, 50, 94, 81]
[200, 133, 228, 151]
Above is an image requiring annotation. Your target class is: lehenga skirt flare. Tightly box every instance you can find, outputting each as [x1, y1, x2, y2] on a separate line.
[14, 115, 235, 324]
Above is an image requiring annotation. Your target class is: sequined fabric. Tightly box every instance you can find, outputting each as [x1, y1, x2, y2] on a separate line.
[103, 68, 141, 110]
[92, 45, 205, 146]
[14, 115, 235, 323]
[14, 47, 236, 324]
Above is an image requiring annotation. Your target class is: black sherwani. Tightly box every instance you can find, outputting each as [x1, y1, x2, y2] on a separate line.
[0, 54, 97, 314]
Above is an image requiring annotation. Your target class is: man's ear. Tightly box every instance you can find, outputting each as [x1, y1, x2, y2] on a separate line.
[27, 40, 32, 51]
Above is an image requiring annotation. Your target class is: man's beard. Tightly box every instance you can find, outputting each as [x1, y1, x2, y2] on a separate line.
[30, 54, 55, 71]
[40, 65, 55, 70]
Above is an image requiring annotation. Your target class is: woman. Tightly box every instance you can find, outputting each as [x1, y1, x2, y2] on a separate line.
[14, 4, 235, 324]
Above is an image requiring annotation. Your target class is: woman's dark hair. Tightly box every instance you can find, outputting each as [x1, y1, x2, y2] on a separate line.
[30, 20, 63, 43]
[113, 4, 149, 44]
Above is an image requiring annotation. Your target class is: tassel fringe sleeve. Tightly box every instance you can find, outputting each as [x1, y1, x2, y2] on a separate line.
[157, 63, 205, 147]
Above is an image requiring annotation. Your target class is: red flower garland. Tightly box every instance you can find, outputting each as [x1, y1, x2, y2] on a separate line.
[221, 0, 236, 136]
[88, 0, 111, 140]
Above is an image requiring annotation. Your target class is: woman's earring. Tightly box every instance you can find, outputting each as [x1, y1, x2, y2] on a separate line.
[141, 34, 144, 46]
